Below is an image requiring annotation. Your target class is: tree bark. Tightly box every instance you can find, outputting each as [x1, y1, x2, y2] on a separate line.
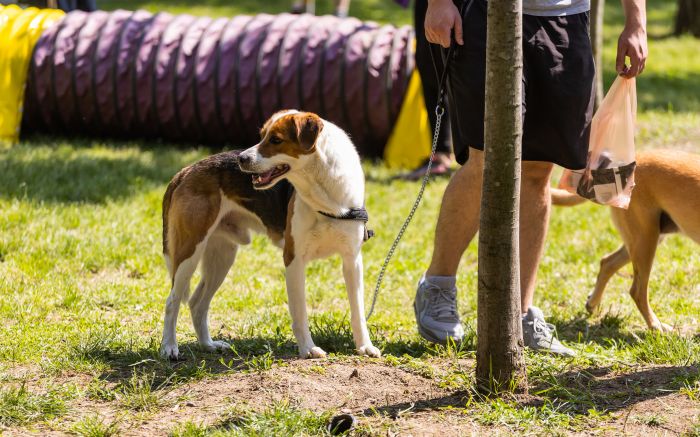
[675, 0, 700, 37]
[590, 0, 605, 109]
[476, 0, 527, 393]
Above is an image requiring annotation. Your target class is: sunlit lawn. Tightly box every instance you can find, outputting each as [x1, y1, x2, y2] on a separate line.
[0, 0, 699, 434]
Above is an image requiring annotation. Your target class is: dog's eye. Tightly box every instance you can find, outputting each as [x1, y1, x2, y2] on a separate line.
[269, 136, 282, 145]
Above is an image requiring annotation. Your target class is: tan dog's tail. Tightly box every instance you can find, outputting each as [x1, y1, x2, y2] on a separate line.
[550, 187, 586, 207]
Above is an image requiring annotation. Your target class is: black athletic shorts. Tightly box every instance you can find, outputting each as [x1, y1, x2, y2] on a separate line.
[446, 0, 595, 170]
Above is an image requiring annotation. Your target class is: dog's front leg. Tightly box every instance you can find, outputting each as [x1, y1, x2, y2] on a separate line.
[343, 253, 381, 357]
[286, 258, 326, 358]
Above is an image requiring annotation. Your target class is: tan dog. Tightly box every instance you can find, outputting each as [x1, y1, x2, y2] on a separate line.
[160, 110, 380, 360]
[552, 149, 700, 331]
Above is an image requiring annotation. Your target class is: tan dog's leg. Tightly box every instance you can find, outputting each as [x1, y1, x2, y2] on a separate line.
[286, 258, 326, 358]
[342, 252, 380, 357]
[189, 235, 237, 352]
[586, 245, 630, 313]
[613, 206, 672, 331]
[628, 238, 672, 331]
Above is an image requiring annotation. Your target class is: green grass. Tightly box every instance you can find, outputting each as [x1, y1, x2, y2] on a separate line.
[172, 403, 333, 437]
[0, 384, 69, 426]
[71, 415, 121, 437]
[1, 0, 699, 434]
[173, 402, 330, 437]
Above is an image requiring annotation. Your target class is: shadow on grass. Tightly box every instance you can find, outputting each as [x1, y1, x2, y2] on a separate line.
[0, 135, 213, 203]
[88, 335, 299, 389]
[87, 321, 472, 392]
[528, 364, 700, 413]
[551, 311, 641, 347]
[360, 364, 699, 422]
[88, 320, 368, 388]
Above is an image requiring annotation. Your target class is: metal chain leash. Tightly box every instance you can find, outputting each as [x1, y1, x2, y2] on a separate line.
[364, 0, 473, 322]
[365, 105, 445, 321]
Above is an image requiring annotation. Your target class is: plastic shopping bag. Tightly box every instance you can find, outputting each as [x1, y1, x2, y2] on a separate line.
[558, 76, 637, 209]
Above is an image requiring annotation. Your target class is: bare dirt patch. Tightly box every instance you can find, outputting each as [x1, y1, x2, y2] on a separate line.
[125, 358, 458, 435]
[5, 360, 700, 436]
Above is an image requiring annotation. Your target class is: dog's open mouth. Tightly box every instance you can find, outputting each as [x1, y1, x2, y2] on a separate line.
[252, 164, 290, 188]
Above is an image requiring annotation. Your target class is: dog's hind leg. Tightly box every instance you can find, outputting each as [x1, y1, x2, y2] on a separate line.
[161, 243, 206, 360]
[613, 208, 672, 332]
[586, 245, 630, 313]
[628, 239, 672, 331]
[342, 253, 380, 357]
[189, 234, 238, 352]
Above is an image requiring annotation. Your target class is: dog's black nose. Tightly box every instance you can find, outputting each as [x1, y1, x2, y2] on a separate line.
[238, 154, 250, 165]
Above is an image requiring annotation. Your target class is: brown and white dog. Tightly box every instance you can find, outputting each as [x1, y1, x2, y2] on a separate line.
[552, 149, 700, 331]
[160, 110, 380, 359]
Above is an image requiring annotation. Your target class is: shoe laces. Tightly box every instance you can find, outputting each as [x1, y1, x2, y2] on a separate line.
[532, 317, 557, 339]
[425, 284, 459, 322]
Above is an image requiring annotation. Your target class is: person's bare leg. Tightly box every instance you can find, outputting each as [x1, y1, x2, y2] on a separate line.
[415, 149, 482, 343]
[426, 149, 484, 277]
[518, 161, 575, 356]
[334, 0, 350, 17]
[518, 161, 553, 313]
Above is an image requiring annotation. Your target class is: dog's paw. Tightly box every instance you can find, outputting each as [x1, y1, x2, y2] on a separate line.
[300, 346, 327, 359]
[585, 295, 598, 314]
[160, 343, 180, 361]
[201, 340, 231, 352]
[356, 344, 381, 358]
[650, 321, 673, 332]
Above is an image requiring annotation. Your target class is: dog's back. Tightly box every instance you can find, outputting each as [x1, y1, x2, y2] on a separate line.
[620, 150, 700, 241]
[162, 151, 293, 278]
[553, 150, 700, 241]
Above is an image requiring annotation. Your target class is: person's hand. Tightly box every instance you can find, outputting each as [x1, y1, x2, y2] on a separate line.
[616, 22, 647, 77]
[425, 0, 464, 48]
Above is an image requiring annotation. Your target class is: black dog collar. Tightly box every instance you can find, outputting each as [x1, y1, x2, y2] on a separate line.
[318, 207, 375, 241]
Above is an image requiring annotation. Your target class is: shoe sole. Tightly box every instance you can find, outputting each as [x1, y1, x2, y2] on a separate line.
[525, 345, 575, 357]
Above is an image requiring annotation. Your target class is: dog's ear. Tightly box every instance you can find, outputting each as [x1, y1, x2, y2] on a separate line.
[293, 113, 323, 151]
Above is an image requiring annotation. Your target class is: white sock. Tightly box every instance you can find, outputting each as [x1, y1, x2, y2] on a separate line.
[423, 275, 456, 290]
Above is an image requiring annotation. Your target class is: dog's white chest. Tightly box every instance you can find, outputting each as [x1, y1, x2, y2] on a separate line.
[291, 206, 363, 262]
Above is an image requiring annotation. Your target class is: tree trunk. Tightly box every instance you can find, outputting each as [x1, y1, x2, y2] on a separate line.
[675, 0, 700, 37]
[590, 0, 605, 109]
[476, 0, 527, 393]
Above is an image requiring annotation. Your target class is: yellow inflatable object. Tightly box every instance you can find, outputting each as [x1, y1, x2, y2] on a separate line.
[0, 5, 64, 143]
[383, 70, 432, 169]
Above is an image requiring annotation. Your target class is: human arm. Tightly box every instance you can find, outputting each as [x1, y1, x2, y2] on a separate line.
[617, 0, 647, 77]
[425, 0, 464, 48]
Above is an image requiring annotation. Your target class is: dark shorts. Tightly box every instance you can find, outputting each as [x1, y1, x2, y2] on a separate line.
[447, 0, 595, 170]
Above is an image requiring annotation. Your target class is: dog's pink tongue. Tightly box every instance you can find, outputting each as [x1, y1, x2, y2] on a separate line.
[254, 169, 275, 185]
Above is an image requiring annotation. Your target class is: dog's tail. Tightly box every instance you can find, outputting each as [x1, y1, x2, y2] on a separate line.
[550, 187, 586, 207]
[162, 169, 187, 259]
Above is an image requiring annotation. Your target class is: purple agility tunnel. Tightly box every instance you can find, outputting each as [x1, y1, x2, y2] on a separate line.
[22, 10, 414, 157]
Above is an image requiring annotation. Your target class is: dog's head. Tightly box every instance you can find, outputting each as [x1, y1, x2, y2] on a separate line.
[238, 110, 324, 190]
